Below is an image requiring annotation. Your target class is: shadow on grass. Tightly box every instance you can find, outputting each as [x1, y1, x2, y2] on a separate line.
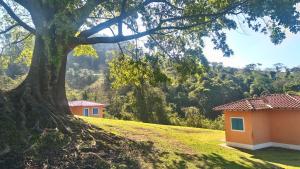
[108, 139, 278, 169]
[240, 147, 300, 168]
[89, 130, 298, 169]
[171, 152, 279, 169]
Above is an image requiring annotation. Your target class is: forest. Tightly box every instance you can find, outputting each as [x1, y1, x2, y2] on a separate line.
[2, 42, 300, 130]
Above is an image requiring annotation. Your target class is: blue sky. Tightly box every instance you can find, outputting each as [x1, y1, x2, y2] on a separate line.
[203, 26, 300, 69]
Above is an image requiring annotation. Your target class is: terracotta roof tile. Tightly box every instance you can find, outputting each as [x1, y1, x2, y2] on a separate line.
[213, 94, 300, 111]
[248, 99, 271, 110]
[68, 100, 105, 107]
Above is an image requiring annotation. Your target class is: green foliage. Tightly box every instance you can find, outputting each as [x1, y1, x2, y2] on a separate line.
[181, 107, 224, 130]
[16, 47, 33, 66]
[66, 67, 97, 89]
[1, 1, 300, 168]
[133, 86, 171, 124]
[284, 82, 300, 92]
[106, 56, 300, 128]
[66, 84, 83, 101]
[107, 54, 174, 124]
[104, 44, 300, 128]
[73, 45, 98, 58]
[108, 85, 171, 124]
[173, 51, 206, 82]
[0, 55, 10, 70]
[109, 55, 168, 89]
[115, 112, 136, 121]
[0, 75, 26, 91]
[15, 35, 34, 66]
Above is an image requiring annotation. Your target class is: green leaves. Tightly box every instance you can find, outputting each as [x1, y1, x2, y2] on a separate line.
[73, 45, 98, 58]
[109, 56, 157, 89]
[16, 47, 32, 66]
[270, 26, 286, 45]
[0, 55, 10, 69]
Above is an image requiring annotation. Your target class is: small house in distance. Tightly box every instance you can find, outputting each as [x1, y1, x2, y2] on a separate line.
[68, 100, 105, 118]
[214, 94, 300, 150]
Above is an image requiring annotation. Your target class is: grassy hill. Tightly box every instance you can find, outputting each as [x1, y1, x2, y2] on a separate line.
[81, 117, 300, 169]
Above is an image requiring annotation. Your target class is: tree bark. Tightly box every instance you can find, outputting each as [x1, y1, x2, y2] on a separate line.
[0, 2, 150, 168]
[0, 30, 77, 168]
[25, 34, 71, 113]
[5, 30, 75, 132]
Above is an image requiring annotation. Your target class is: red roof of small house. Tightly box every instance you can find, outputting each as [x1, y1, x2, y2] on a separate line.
[213, 94, 300, 111]
[68, 100, 105, 107]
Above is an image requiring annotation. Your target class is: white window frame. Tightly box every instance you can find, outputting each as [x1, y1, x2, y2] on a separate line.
[230, 117, 245, 132]
[83, 108, 89, 116]
[92, 107, 99, 115]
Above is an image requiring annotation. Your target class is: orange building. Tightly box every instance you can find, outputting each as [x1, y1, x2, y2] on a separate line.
[68, 100, 105, 118]
[214, 94, 300, 150]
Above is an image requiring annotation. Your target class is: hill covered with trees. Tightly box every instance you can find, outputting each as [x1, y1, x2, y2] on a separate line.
[2, 43, 300, 130]
[75, 52, 300, 129]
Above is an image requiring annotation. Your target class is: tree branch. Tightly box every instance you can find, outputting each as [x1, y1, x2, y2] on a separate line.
[0, 24, 19, 34]
[78, 0, 245, 39]
[0, 0, 35, 34]
[160, 1, 246, 24]
[77, 28, 157, 44]
[13, 0, 31, 10]
[10, 33, 32, 45]
[74, 0, 107, 27]
[159, 0, 183, 11]
[1, 33, 32, 53]
[78, 0, 166, 38]
[108, 27, 125, 57]
[75, 18, 215, 44]
[149, 34, 172, 58]
[76, 0, 246, 45]
[118, 0, 127, 36]
[123, 21, 172, 58]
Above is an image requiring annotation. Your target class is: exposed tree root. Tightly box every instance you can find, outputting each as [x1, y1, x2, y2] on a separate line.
[0, 91, 162, 169]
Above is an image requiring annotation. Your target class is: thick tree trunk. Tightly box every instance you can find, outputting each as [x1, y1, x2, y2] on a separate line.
[4, 32, 75, 133]
[0, 32, 77, 167]
[0, 4, 160, 168]
[23, 34, 71, 113]
[0, 34, 151, 169]
[0, 3, 149, 168]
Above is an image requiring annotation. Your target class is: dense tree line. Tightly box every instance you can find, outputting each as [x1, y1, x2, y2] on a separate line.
[2, 43, 300, 130]
[104, 54, 300, 129]
[2, 44, 300, 130]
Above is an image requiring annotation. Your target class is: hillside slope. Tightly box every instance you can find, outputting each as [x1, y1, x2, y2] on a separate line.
[81, 117, 300, 169]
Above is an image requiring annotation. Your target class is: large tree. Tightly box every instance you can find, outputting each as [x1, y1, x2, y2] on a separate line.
[0, 0, 299, 167]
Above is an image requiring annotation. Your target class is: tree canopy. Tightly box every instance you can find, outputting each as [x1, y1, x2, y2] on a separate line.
[1, 0, 300, 56]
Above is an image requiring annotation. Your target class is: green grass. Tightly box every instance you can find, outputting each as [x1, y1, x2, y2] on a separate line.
[81, 117, 300, 169]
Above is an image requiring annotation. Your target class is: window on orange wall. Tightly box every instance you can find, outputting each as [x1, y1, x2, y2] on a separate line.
[231, 117, 244, 132]
[83, 108, 89, 116]
[92, 108, 99, 115]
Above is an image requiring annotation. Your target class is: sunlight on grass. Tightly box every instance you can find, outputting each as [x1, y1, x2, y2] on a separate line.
[81, 116, 300, 169]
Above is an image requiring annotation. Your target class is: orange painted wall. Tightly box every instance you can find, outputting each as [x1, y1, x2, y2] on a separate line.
[270, 110, 300, 145]
[252, 111, 271, 144]
[225, 109, 300, 146]
[69, 106, 104, 118]
[224, 111, 253, 145]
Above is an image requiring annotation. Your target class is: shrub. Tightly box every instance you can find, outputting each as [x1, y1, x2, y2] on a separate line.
[117, 112, 136, 121]
[180, 107, 224, 130]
